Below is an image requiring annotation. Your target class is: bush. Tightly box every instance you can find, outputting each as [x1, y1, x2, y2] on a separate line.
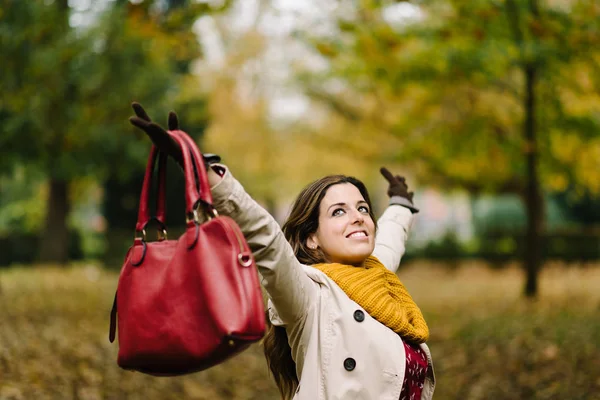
[405, 229, 600, 264]
[0, 231, 83, 267]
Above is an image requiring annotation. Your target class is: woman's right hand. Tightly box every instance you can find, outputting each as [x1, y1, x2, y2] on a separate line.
[129, 102, 220, 168]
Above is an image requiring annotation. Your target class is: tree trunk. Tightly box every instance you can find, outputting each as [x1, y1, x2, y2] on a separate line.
[39, 179, 71, 264]
[522, 64, 543, 298]
[37, 0, 73, 264]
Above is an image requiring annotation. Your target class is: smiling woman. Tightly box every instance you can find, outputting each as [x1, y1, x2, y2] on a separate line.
[128, 103, 434, 400]
[266, 173, 432, 400]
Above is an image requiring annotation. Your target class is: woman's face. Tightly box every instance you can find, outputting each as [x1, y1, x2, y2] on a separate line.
[307, 183, 375, 266]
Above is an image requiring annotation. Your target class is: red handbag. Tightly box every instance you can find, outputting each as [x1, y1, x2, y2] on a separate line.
[109, 129, 265, 376]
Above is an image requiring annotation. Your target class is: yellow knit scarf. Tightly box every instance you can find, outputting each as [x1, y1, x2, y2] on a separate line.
[313, 256, 429, 343]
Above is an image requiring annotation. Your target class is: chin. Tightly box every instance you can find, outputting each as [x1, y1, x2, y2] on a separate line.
[341, 252, 373, 266]
[330, 243, 374, 265]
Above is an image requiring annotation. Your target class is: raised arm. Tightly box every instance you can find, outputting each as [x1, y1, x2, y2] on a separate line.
[373, 205, 414, 273]
[208, 167, 318, 324]
[372, 168, 419, 273]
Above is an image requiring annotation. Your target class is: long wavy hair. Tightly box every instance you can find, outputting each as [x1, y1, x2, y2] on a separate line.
[263, 175, 376, 399]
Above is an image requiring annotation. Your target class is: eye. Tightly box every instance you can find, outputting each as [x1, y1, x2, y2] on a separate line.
[332, 208, 345, 217]
[358, 205, 369, 214]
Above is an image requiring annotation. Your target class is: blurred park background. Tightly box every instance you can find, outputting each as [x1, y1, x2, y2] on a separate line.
[1, 0, 599, 399]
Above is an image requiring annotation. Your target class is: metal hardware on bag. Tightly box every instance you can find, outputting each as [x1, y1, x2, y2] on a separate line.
[238, 253, 252, 267]
[157, 228, 168, 241]
[186, 203, 219, 225]
[202, 203, 218, 220]
[135, 229, 147, 242]
[135, 227, 168, 242]
[228, 339, 235, 347]
[186, 209, 199, 225]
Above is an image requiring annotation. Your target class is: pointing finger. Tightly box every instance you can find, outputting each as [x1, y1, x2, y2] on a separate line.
[380, 167, 396, 184]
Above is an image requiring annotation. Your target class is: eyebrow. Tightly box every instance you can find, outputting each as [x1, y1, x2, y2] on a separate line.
[327, 201, 368, 212]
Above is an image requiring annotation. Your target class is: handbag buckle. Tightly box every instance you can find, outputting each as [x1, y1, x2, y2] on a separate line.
[186, 209, 200, 224]
[135, 218, 168, 242]
[135, 229, 147, 242]
[186, 202, 219, 224]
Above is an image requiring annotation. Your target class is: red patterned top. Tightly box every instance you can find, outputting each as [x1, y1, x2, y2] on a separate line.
[399, 340, 429, 400]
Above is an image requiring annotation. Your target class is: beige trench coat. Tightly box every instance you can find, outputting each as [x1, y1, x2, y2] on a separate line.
[211, 167, 435, 400]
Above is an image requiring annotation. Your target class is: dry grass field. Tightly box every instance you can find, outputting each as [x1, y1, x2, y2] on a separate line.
[1, 260, 599, 400]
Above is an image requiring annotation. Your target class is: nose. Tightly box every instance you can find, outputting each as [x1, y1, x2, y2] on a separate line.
[351, 209, 365, 225]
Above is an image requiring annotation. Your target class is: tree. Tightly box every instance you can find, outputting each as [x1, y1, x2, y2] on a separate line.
[0, 0, 227, 263]
[298, 0, 600, 296]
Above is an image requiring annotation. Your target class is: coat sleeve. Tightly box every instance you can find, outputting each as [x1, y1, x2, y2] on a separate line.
[209, 166, 318, 324]
[372, 205, 414, 273]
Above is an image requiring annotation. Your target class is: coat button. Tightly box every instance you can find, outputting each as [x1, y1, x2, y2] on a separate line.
[353, 310, 365, 322]
[343, 357, 356, 371]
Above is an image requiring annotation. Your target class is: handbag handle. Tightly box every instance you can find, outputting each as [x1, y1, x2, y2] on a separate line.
[136, 130, 214, 236]
[168, 130, 213, 206]
[135, 147, 168, 235]
[169, 130, 219, 217]
[155, 151, 168, 225]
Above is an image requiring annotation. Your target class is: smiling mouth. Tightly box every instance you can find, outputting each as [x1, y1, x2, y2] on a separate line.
[346, 231, 368, 238]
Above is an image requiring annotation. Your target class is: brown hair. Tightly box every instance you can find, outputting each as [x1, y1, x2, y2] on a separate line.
[263, 175, 375, 399]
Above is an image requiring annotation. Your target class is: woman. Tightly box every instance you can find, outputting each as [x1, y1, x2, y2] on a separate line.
[130, 104, 435, 400]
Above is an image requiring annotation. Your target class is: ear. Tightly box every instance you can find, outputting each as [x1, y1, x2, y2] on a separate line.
[307, 234, 320, 250]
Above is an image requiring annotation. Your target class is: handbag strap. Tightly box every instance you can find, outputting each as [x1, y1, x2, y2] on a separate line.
[155, 151, 168, 225]
[136, 137, 194, 232]
[170, 130, 217, 216]
[135, 147, 168, 233]
[109, 291, 117, 343]
[167, 130, 214, 211]
[164, 130, 214, 217]
[136, 129, 215, 235]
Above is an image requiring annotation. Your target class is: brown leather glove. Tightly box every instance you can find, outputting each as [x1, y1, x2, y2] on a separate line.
[129, 102, 220, 168]
[380, 167, 419, 214]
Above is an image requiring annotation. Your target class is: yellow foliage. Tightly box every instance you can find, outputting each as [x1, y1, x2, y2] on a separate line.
[573, 138, 600, 195]
[1, 262, 600, 399]
[195, 30, 399, 203]
[549, 130, 581, 164]
[547, 173, 569, 192]
[559, 62, 600, 118]
[315, 42, 337, 57]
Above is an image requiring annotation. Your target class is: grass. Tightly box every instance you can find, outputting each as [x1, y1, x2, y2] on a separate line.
[0, 260, 599, 399]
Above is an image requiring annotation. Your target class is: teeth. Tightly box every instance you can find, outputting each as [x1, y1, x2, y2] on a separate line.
[348, 232, 366, 238]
